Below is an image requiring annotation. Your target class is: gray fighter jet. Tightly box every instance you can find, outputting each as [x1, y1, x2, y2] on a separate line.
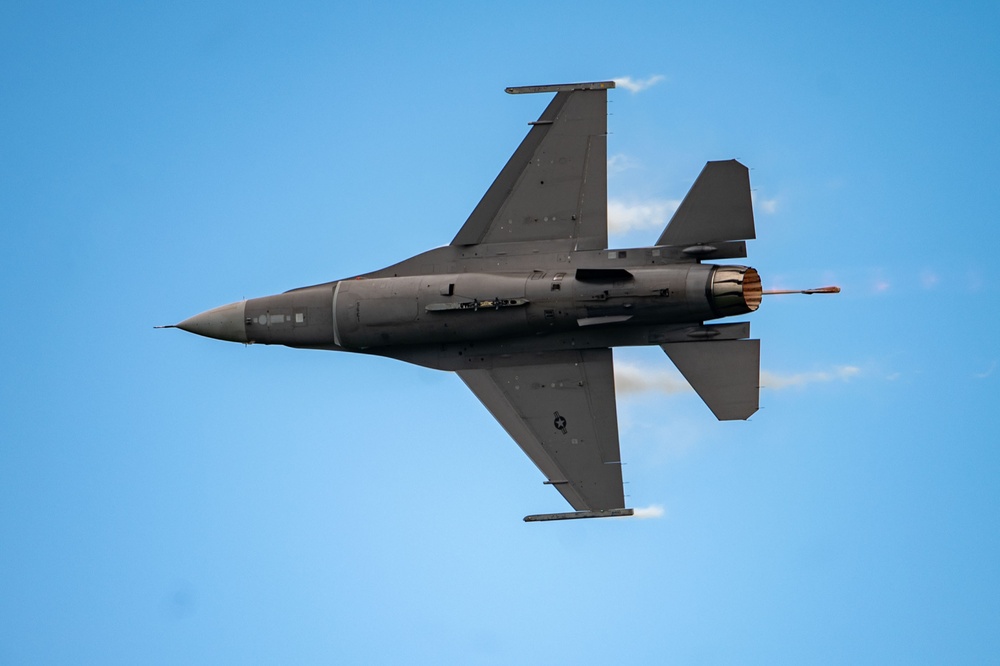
[162, 81, 835, 521]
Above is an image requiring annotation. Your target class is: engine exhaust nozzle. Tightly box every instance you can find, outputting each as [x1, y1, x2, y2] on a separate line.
[710, 266, 761, 317]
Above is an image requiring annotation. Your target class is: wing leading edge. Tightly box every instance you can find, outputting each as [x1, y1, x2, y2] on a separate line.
[456, 348, 626, 514]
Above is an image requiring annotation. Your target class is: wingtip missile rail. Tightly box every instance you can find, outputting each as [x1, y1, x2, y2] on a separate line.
[524, 508, 635, 522]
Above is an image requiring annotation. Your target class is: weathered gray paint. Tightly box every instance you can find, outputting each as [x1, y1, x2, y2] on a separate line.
[167, 81, 766, 521]
[458, 348, 623, 512]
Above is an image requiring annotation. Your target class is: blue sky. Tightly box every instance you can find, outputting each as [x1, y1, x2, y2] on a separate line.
[2, 1, 999, 663]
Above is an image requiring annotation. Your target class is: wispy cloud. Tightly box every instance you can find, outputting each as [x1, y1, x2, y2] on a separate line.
[608, 198, 680, 235]
[760, 365, 860, 389]
[607, 153, 637, 175]
[616, 362, 861, 395]
[616, 362, 691, 395]
[632, 505, 666, 519]
[966, 269, 984, 292]
[750, 190, 779, 214]
[614, 75, 665, 93]
[975, 361, 996, 379]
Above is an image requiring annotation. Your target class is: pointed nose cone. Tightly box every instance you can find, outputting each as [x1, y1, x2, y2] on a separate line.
[176, 300, 248, 343]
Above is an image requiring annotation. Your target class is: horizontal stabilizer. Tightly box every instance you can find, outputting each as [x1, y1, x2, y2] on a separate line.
[657, 160, 755, 246]
[661, 338, 760, 420]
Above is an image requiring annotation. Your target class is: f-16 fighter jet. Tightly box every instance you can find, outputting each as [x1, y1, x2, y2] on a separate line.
[162, 81, 836, 521]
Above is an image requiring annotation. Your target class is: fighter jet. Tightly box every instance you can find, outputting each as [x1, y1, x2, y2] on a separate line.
[161, 81, 836, 521]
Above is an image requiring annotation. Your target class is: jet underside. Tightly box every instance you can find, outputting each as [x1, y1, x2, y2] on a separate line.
[167, 81, 767, 521]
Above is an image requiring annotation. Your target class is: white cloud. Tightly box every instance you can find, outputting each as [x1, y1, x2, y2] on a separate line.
[966, 269, 984, 292]
[760, 365, 860, 389]
[607, 153, 636, 175]
[632, 505, 666, 519]
[975, 361, 996, 379]
[617, 362, 861, 396]
[920, 270, 940, 289]
[750, 191, 778, 214]
[614, 75, 666, 93]
[615, 362, 691, 395]
[608, 198, 680, 234]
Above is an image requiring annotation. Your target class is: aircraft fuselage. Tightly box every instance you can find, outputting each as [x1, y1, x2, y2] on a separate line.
[178, 248, 761, 366]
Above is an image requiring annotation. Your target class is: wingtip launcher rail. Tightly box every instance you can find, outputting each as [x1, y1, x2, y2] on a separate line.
[506, 80, 616, 95]
[524, 508, 634, 522]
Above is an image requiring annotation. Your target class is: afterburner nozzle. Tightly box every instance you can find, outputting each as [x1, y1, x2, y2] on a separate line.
[709, 266, 761, 317]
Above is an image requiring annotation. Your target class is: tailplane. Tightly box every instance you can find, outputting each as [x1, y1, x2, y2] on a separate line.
[657, 160, 755, 246]
[661, 338, 760, 421]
